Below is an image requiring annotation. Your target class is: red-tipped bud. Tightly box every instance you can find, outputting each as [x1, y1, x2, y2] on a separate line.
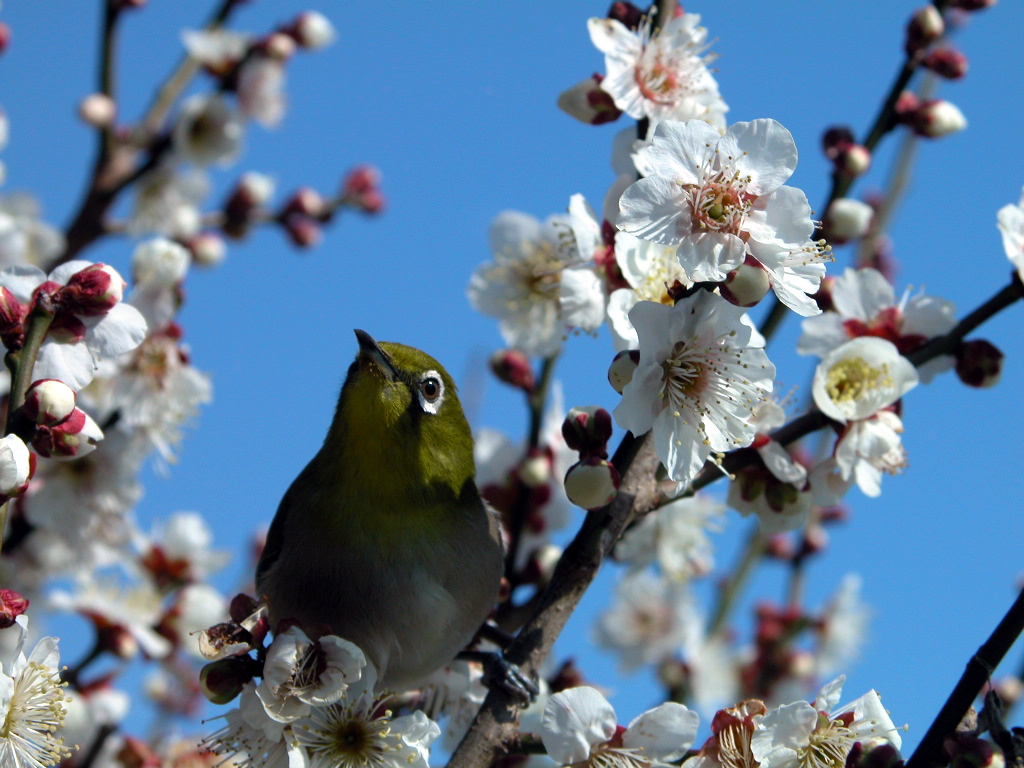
[905, 5, 945, 56]
[607, 2, 645, 30]
[894, 90, 921, 119]
[78, 93, 117, 128]
[846, 738, 906, 768]
[946, 734, 1004, 768]
[721, 255, 771, 307]
[23, 379, 76, 426]
[907, 99, 968, 138]
[608, 349, 639, 394]
[287, 11, 336, 50]
[824, 198, 874, 244]
[557, 75, 623, 126]
[548, 658, 585, 693]
[489, 349, 535, 392]
[0, 589, 29, 629]
[223, 172, 275, 238]
[284, 187, 327, 219]
[61, 263, 125, 316]
[0, 23, 10, 56]
[32, 407, 103, 459]
[923, 47, 969, 79]
[562, 406, 614, 459]
[798, 523, 829, 558]
[341, 165, 385, 214]
[283, 214, 322, 248]
[0, 287, 25, 334]
[564, 457, 620, 510]
[764, 534, 796, 560]
[955, 339, 1003, 387]
[200, 657, 255, 705]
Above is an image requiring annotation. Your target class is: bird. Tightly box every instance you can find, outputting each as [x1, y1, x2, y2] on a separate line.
[255, 329, 507, 692]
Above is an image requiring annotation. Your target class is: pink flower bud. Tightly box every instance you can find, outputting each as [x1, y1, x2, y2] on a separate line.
[0, 589, 29, 629]
[910, 99, 968, 138]
[23, 379, 76, 426]
[0, 434, 31, 497]
[905, 5, 944, 56]
[288, 11, 335, 50]
[955, 339, 1003, 387]
[894, 90, 921, 119]
[200, 657, 256, 704]
[283, 187, 327, 219]
[607, 349, 638, 394]
[489, 349, 535, 392]
[78, 93, 117, 127]
[564, 458, 620, 510]
[923, 47, 969, 79]
[824, 198, 874, 244]
[188, 231, 227, 267]
[721, 255, 771, 307]
[341, 165, 385, 214]
[32, 407, 103, 459]
[61, 263, 125, 316]
[557, 75, 623, 126]
[0, 23, 10, 56]
[283, 214, 322, 248]
[562, 406, 613, 459]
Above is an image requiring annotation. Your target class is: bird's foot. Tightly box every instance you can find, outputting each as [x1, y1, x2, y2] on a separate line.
[457, 650, 538, 705]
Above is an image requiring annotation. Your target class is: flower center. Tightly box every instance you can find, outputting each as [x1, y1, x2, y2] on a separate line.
[690, 169, 754, 235]
[825, 357, 893, 405]
[661, 341, 705, 406]
[797, 716, 857, 768]
[636, 58, 681, 104]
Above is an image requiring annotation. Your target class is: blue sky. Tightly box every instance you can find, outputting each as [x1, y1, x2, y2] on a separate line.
[3, 0, 1024, 755]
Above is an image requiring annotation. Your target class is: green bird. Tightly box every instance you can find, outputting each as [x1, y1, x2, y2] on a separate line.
[255, 330, 506, 691]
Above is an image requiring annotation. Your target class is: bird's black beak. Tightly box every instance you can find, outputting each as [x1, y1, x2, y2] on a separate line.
[354, 329, 398, 382]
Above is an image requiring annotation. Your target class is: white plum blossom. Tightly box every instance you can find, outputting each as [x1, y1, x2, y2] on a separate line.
[172, 93, 245, 167]
[0, 617, 72, 768]
[811, 337, 917, 424]
[0, 194, 65, 268]
[257, 626, 366, 723]
[815, 574, 870, 678]
[468, 210, 585, 356]
[751, 676, 901, 768]
[799, 267, 956, 382]
[238, 54, 287, 128]
[997, 186, 1024, 283]
[834, 410, 908, 498]
[618, 119, 830, 316]
[0, 260, 147, 390]
[614, 292, 775, 486]
[182, 28, 250, 73]
[202, 682, 305, 768]
[594, 570, 696, 672]
[131, 166, 209, 240]
[541, 685, 699, 768]
[614, 494, 723, 582]
[0, 433, 29, 497]
[293, 664, 440, 768]
[588, 12, 727, 132]
[607, 232, 691, 350]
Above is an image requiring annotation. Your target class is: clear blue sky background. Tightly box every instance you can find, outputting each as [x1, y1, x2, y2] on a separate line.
[3, 0, 1024, 755]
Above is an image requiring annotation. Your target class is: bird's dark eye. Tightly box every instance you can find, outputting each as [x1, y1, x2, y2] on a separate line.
[420, 377, 441, 402]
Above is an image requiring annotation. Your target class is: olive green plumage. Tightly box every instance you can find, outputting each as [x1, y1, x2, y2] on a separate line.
[256, 330, 504, 690]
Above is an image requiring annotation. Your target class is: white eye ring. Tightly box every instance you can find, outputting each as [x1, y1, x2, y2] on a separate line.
[417, 370, 445, 414]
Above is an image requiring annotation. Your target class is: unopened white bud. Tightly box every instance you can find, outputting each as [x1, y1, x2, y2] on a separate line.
[608, 349, 638, 394]
[913, 99, 967, 138]
[825, 198, 874, 243]
[264, 32, 296, 61]
[519, 451, 551, 488]
[720, 256, 771, 307]
[293, 11, 335, 49]
[133, 237, 190, 289]
[79, 93, 117, 127]
[239, 172, 275, 206]
[189, 232, 227, 267]
[0, 434, 30, 496]
[564, 458, 619, 510]
[24, 379, 76, 426]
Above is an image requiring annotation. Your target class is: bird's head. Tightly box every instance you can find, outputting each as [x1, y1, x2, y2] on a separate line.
[328, 330, 476, 500]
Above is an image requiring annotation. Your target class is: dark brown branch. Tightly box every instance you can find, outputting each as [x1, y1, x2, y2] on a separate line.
[906, 587, 1024, 768]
